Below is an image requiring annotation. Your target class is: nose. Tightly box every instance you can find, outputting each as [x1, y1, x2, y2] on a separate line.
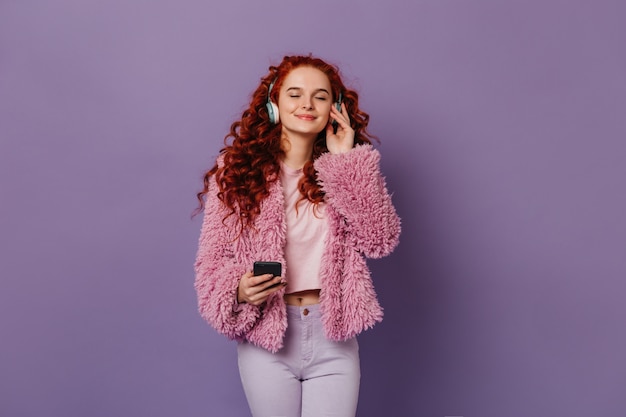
[301, 95, 313, 109]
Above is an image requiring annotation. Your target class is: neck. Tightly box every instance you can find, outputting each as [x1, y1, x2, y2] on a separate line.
[281, 133, 315, 170]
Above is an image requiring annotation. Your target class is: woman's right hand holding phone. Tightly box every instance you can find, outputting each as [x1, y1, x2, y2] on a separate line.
[237, 272, 285, 306]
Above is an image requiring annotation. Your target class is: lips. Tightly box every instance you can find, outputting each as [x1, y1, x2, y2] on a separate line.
[295, 114, 316, 121]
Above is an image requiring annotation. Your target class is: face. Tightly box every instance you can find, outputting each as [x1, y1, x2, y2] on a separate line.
[277, 66, 333, 139]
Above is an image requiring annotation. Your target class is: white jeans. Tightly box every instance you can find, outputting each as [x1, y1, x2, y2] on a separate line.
[237, 304, 360, 417]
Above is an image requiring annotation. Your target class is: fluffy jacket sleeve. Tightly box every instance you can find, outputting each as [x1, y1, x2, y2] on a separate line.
[194, 173, 261, 340]
[314, 144, 401, 258]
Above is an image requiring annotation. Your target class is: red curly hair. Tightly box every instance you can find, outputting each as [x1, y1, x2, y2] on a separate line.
[196, 55, 377, 231]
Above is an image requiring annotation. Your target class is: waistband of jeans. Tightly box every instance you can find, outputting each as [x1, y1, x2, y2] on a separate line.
[286, 303, 320, 317]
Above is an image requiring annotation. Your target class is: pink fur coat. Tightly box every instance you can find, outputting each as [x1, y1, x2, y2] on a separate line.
[194, 144, 401, 353]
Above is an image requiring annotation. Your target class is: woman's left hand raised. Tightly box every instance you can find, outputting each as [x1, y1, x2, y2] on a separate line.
[326, 103, 354, 154]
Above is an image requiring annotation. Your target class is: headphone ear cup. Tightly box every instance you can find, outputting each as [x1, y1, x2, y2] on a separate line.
[266, 101, 279, 124]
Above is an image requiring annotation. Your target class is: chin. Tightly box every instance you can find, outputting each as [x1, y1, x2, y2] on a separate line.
[283, 124, 325, 137]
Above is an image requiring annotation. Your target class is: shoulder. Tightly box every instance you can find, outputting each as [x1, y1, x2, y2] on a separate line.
[314, 144, 380, 174]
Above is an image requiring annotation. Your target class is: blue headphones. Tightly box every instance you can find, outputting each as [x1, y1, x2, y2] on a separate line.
[266, 80, 343, 125]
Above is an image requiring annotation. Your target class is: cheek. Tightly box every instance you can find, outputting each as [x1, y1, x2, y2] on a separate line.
[277, 100, 296, 115]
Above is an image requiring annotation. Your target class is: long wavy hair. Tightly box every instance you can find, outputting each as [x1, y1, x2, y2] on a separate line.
[195, 54, 377, 232]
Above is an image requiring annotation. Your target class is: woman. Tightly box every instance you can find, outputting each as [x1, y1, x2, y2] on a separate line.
[194, 55, 400, 417]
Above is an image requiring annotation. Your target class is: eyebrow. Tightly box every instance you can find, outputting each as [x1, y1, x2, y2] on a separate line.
[286, 87, 330, 95]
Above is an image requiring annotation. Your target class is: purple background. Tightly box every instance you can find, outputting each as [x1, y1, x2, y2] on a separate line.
[1, 1, 625, 416]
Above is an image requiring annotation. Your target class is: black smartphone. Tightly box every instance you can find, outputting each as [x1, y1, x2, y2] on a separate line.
[253, 261, 283, 289]
[253, 261, 282, 278]
[331, 92, 343, 132]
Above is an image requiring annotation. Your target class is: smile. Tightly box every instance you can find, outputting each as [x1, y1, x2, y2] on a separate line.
[295, 114, 317, 121]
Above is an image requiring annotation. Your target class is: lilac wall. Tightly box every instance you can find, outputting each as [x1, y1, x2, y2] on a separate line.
[1, 1, 625, 416]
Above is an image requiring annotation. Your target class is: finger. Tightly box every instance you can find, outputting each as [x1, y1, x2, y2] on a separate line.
[326, 121, 335, 137]
[330, 106, 351, 130]
[239, 271, 254, 287]
[260, 275, 284, 291]
[334, 103, 350, 123]
[267, 281, 287, 294]
[248, 273, 274, 287]
[247, 279, 286, 305]
[258, 279, 286, 299]
[340, 104, 351, 126]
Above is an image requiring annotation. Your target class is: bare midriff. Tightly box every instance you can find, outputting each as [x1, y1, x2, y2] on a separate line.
[284, 289, 320, 306]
